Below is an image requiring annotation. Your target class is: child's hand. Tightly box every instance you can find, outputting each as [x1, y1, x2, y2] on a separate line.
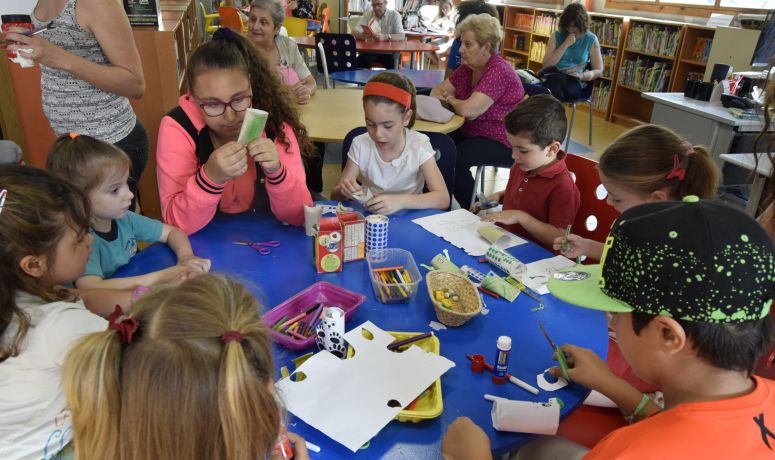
[441, 417, 492, 460]
[365, 194, 402, 215]
[549, 343, 613, 391]
[154, 266, 200, 286]
[552, 233, 587, 259]
[204, 141, 248, 184]
[481, 210, 523, 226]
[248, 138, 281, 174]
[335, 177, 362, 200]
[286, 432, 310, 460]
[177, 254, 211, 273]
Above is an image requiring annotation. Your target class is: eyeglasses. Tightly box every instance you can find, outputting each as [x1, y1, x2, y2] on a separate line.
[197, 94, 253, 117]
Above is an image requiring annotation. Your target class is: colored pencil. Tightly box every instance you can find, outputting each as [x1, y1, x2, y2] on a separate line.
[478, 285, 500, 299]
[372, 265, 405, 273]
[387, 332, 433, 351]
[286, 329, 307, 340]
[271, 315, 287, 330]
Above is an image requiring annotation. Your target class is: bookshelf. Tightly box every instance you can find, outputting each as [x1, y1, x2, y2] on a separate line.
[501, 6, 536, 70]
[529, 8, 560, 72]
[610, 18, 684, 127]
[671, 24, 714, 92]
[584, 13, 626, 120]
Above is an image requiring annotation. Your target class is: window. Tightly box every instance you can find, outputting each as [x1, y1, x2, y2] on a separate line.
[606, 0, 774, 14]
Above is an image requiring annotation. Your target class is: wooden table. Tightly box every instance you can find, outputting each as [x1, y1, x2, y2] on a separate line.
[298, 88, 463, 143]
[292, 36, 438, 69]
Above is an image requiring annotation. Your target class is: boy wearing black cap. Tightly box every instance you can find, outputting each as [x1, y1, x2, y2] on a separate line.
[441, 197, 775, 459]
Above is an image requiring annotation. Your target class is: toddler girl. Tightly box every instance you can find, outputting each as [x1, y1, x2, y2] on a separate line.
[47, 133, 210, 291]
[0, 165, 108, 459]
[333, 72, 450, 214]
[554, 124, 719, 393]
[63, 274, 310, 460]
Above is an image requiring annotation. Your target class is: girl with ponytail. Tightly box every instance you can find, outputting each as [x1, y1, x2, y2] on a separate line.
[156, 28, 314, 235]
[64, 274, 310, 460]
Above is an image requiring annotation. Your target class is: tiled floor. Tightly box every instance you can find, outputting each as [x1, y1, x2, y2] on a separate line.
[320, 107, 629, 200]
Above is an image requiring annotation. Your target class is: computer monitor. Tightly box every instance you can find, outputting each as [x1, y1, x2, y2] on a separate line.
[751, 10, 775, 69]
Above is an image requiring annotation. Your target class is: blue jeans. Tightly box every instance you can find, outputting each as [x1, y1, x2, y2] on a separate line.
[114, 119, 149, 207]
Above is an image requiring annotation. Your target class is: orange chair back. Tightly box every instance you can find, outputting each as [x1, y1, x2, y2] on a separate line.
[565, 153, 620, 245]
[321, 7, 331, 32]
[218, 6, 245, 32]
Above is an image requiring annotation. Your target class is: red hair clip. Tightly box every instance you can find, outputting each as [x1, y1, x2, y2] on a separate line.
[107, 305, 138, 345]
[363, 81, 411, 109]
[69, 132, 79, 139]
[665, 153, 686, 182]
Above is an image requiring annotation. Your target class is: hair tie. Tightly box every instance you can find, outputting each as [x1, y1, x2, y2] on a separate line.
[69, 132, 79, 139]
[0, 189, 7, 217]
[213, 27, 238, 43]
[665, 153, 686, 182]
[681, 140, 694, 156]
[107, 305, 139, 345]
[222, 330, 245, 344]
[363, 81, 412, 109]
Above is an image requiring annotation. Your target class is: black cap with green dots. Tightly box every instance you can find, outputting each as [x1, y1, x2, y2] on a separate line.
[548, 196, 775, 323]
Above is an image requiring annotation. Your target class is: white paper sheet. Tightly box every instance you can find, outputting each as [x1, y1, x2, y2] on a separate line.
[522, 256, 576, 295]
[489, 396, 561, 434]
[275, 321, 455, 452]
[412, 209, 527, 256]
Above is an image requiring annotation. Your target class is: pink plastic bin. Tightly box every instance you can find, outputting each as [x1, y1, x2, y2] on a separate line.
[262, 282, 366, 350]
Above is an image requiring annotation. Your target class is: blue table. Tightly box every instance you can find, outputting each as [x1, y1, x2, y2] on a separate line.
[330, 69, 445, 90]
[116, 208, 607, 458]
[306, 19, 322, 32]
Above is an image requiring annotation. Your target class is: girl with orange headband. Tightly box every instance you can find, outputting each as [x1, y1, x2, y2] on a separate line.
[332, 72, 450, 214]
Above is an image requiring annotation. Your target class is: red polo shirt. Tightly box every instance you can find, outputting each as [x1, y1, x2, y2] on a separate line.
[501, 151, 580, 247]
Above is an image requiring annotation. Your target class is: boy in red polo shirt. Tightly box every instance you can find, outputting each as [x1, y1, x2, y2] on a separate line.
[480, 94, 580, 249]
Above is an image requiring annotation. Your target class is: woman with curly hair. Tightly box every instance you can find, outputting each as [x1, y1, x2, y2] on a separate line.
[156, 28, 314, 234]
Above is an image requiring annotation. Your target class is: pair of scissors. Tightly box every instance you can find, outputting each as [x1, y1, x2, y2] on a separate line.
[233, 240, 280, 255]
[538, 322, 571, 382]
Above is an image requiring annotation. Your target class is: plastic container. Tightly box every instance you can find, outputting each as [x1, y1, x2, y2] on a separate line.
[1, 15, 34, 59]
[346, 331, 444, 423]
[262, 282, 365, 350]
[366, 248, 421, 304]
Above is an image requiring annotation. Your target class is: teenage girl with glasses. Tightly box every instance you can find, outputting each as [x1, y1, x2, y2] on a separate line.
[156, 28, 314, 235]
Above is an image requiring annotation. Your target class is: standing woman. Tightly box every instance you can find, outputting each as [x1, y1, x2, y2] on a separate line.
[541, 2, 603, 101]
[156, 29, 313, 235]
[431, 13, 524, 207]
[247, 0, 317, 105]
[4, 0, 148, 202]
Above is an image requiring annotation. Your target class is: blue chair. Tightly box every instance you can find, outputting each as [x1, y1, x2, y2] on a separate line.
[341, 127, 457, 206]
[315, 33, 357, 89]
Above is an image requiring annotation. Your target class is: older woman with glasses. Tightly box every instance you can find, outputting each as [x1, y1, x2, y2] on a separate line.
[247, 0, 317, 105]
[156, 29, 313, 234]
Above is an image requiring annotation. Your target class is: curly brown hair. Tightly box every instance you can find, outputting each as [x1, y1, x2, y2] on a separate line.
[186, 29, 317, 163]
[558, 3, 589, 34]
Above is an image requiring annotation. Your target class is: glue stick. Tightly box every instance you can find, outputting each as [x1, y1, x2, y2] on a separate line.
[493, 336, 511, 384]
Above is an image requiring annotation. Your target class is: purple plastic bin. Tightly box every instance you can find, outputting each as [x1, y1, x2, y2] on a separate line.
[262, 282, 366, 350]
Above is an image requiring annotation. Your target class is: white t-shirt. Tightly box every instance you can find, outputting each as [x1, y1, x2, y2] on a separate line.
[348, 128, 435, 195]
[0, 293, 107, 460]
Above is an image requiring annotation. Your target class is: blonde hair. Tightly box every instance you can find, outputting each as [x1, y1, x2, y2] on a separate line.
[63, 275, 280, 460]
[599, 124, 720, 200]
[46, 133, 131, 195]
[456, 13, 502, 53]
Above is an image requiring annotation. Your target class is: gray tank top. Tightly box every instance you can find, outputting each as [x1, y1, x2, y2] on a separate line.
[32, 0, 135, 143]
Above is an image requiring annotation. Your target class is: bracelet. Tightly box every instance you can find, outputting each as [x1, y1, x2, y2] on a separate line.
[624, 393, 651, 424]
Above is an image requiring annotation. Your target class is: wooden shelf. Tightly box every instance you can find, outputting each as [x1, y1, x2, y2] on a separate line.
[505, 26, 532, 33]
[616, 83, 647, 93]
[623, 48, 676, 60]
[680, 58, 709, 66]
[599, 75, 612, 81]
[532, 32, 550, 38]
[611, 112, 648, 128]
[600, 43, 619, 49]
[504, 47, 529, 56]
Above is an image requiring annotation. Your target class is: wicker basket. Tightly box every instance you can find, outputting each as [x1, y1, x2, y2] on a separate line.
[426, 271, 482, 327]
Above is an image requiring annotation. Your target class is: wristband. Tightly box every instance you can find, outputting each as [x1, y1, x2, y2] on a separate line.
[624, 393, 650, 424]
[131, 286, 150, 303]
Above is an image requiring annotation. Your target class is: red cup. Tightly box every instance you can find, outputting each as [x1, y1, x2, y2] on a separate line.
[470, 354, 485, 373]
[1, 15, 34, 59]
